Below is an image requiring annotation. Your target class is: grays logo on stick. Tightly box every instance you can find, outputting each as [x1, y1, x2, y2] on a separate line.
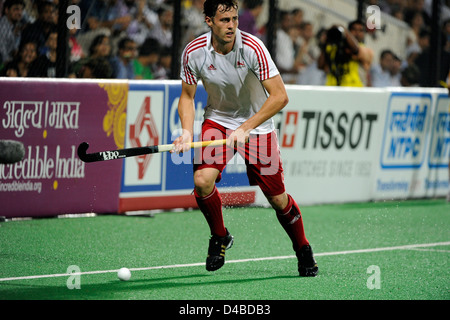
[100, 151, 122, 161]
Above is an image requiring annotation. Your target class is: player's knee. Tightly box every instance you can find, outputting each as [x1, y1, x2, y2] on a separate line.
[194, 172, 216, 196]
[266, 193, 288, 211]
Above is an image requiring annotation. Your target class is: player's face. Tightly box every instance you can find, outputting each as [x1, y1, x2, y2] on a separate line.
[206, 5, 238, 51]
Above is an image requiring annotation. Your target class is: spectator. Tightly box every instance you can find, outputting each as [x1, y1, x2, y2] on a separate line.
[406, 28, 430, 66]
[78, 0, 130, 34]
[443, 18, 450, 54]
[69, 27, 85, 63]
[296, 22, 325, 85]
[111, 36, 136, 79]
[371, 49, 398, 87]
[0, 39, 37, 77]
[28, 25, 57, 77]
[318, 21, 373, 87]
[391, 54, 402, 86]
[181, 0, 209, 46]
[405, 10, 425, 50]
[122, 0, 159, 46]
[149, 4, 173, 48]
[21, 0, 56, 55]
[291, 7, 304, 32]
[78, 57, 113, 79]
[0, 0, 25, 65]
[71, 34, 113, 78]
[152, 45, 171, 80]
[400, 63, 420, 86]
[414, 34, 450, 87]
[20, 0, 38, 25]
[275, 10, 300, 84]
[391, 5, 405, 21]
[76, 0, 130, 56]
[347, 19, 374, 86]
[378, 0, 406, 16]
[133, 37, 160, 80]
[238, 0, 263, 38]
[89, 34, 113, 59]
[404, 0, 432, 28]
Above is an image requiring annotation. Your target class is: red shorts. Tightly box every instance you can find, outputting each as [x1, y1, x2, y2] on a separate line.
[193, 119, 286, 197]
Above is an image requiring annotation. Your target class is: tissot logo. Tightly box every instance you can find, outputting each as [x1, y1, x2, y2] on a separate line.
[380, 93, 431, 169]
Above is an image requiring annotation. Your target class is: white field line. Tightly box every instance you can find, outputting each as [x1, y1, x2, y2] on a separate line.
[0, 241, 449, 282]
[406, 248, 450, 253]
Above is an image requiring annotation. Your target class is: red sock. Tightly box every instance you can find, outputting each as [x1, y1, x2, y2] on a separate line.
[276, 194, 309, 252]
[194, 186, 227, 237]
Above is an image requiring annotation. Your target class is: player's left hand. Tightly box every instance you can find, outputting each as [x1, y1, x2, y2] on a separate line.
[227, 128, 250, 148]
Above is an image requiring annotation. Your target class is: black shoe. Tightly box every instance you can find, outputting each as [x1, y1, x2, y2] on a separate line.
[206, 229, 234, 271]
[296, 245, 318, 277]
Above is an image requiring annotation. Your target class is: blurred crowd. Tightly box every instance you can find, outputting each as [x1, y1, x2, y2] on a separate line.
[268, 0, 450, 88]
[0, 0, 449, 88]
[0, 0, 181, 79]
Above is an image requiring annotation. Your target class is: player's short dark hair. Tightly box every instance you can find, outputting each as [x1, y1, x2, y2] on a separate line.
[203, 0, 238, 18]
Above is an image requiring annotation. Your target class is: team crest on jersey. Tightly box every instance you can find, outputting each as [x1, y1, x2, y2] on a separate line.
[237, 61, 245, 68]
[208, 64, 216, 70]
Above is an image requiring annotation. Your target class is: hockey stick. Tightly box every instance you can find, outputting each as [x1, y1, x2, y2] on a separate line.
[77, 139, 227, 163]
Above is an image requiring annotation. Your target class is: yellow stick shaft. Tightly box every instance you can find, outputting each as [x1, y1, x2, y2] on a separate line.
[158, 139, 227, 152]
[189, 139, 227, 149]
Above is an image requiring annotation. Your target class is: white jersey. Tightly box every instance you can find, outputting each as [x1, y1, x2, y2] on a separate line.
[180, 29, 279, 134]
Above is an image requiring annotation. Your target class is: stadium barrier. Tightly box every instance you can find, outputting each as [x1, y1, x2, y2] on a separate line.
[270, 85, 449, 206]
[0, 78, 448, 217]
[0, 78, 126, 217]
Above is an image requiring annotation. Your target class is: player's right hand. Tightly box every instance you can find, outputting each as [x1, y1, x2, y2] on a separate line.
[171, 130, 192, 154]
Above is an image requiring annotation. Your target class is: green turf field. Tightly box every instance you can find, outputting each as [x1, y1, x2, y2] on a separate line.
[0, 199, 449, 305]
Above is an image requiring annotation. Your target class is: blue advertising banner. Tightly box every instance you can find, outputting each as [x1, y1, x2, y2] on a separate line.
[380, 92, 432, 169]
[428, 93, 450, 169]
[374, 90, 449, 200]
